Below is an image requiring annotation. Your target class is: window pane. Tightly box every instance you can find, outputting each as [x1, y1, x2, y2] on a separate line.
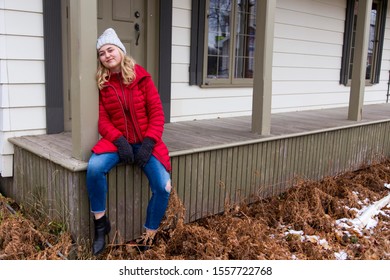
[235, 0, 256, 78]
[366, 4, 378, 80]
[348, 1, 358, 80]
[207, 0, 232, 79]
[348, 0, 381, 81]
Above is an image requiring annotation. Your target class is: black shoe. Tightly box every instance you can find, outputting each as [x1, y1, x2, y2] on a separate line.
[128, 232, 155, 252]
[92, 215, 111, 256]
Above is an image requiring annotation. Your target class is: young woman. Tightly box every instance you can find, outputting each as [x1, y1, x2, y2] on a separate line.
[86, 28, 171, 256]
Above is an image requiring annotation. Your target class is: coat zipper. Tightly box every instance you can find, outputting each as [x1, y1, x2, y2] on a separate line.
[118, 75, 142, 143]
[108, 84, 129, 141]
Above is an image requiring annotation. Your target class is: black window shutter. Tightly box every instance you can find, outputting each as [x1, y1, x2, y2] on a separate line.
[159, 0, 173, 123]
[43, 0, 64, 134]
[373, 0, 388, 84]
[189, 0, 206, 86]
[340, 0, 355, 86]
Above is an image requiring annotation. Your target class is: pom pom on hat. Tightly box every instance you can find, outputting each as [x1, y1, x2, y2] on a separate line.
[96, 28, 126, 54]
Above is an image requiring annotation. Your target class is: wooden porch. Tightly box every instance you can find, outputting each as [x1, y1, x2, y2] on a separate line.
[4, 103, 390, 243]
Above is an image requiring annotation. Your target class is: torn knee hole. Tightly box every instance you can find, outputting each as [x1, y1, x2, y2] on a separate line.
[165, 181, 172, 193]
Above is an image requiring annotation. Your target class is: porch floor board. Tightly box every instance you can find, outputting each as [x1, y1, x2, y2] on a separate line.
[9, 103, 390, 168]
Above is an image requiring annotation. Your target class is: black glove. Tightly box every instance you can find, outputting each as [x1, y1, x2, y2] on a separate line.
[114, 136, 134, 164]
[135, 137, 155, 168]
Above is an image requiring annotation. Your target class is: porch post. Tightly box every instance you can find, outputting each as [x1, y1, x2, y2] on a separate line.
[348, 0, 372, 121]
[251, 0, 275, 135]
[68, 0, 99, 161]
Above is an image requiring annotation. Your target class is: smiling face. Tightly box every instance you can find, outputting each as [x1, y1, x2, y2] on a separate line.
[98, 44, 123, 73]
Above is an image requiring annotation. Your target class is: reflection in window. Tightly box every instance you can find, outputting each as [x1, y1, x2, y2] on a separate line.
[235, 0, 256, 79]
[366, 5, 377, 80]
[206, 0, 256, 83]
[207, 0, 231, 79]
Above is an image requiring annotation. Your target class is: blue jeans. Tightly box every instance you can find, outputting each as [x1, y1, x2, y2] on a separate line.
[86, 145, 171, 230]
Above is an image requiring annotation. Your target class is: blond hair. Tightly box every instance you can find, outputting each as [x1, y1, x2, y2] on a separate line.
[96, 49, 136, 90]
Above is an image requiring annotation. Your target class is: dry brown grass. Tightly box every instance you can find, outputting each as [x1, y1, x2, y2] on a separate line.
[1, 159, 390, 260]
[0, 196, 73, 260]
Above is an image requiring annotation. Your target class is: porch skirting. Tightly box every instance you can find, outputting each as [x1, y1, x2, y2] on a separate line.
[4, 119, 390, 243]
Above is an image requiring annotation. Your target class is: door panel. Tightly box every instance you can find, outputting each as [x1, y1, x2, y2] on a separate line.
[97, 0, 146, 66]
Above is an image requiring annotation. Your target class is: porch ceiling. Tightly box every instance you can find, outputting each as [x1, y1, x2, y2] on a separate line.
[9, 103, 390, 171]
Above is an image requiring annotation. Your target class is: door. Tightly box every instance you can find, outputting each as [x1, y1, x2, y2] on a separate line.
[97, 0, 147, 66]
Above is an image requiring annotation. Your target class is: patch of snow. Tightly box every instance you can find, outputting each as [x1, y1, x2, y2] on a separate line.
[284, 230, 330, 250]
[365, 218, 378, 230]
[351, 192, 390, 229]
[286, 185, 390, 260]
[335, 250, 348, 260]
[285, 229, 304, 236]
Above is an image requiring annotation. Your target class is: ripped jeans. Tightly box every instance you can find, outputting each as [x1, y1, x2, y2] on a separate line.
[86, 145, 171, 230]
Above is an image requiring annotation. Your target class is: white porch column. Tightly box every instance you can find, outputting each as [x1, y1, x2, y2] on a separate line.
[348, 0, 373, 121]
[251, 0, 276, 135]
[68, 0, 99, 161]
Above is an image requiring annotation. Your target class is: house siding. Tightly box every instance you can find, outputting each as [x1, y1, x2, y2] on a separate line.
[170, 0, 390, 122]
[0, 0, 46, 177]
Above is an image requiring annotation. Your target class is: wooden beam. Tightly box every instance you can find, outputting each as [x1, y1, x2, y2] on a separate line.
[348, 0, 373, 121]
[251, 0, 276, 135]
[68, 0, 99, 161]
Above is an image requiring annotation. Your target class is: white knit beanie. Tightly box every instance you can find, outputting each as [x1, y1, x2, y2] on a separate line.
[96, 28, 126, 54]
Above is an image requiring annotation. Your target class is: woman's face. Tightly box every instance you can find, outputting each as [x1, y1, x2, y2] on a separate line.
[98, 44, 122, 72]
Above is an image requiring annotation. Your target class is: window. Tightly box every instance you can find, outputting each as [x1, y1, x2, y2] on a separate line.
[340, 0, 387, 85]
[190, 0, 256, 87]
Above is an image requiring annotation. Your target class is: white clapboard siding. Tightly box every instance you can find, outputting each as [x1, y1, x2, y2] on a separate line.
[0, 35, 44, 60]
[273, 67, 340, 81]
[0, 0, 42, 12]
[273, 92, 350, 110]
[172, 26, 191, 47]
[273, 38, 343, 57]
[171, 63, 190, 83]
[4, 60, 45, 84]
[276, 0, 346, 19]
[0, 108, 45, 131]
[171, 45, 190, 64]
[172, 0, 191, 10]
[382, 48, 390, 62]
[273, 53, 341, 69]
[0, 1, 45, 177]
[0, 109, 10, 131]
[273, 81, 348, 95]
[9, 107, 46, 131]
[0, 155, 12, 177]
[275, 7, 345, 32]
[0, 84, 45, 108]
[0, 10, 43, 36]
[171, 83, 253, 99]
[0, 130, 46, 155]
[171, 96, 252, 120]
[274, 23, 344, 44]
[172, 7, 191, 28]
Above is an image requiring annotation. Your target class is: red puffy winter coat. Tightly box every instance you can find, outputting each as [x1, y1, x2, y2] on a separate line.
[91, 64, 171, 171]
